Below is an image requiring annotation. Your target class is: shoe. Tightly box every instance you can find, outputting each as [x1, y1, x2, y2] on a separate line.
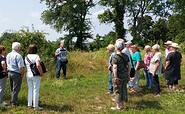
[106, 91, 113, 94]
[0, 102, 7, 106]
[154, 94, 160, 97]
[111, 107, 123, 110]
[34, 106, 43, 110]
[12, 103, 19, 107]
[111, 98, 115, 102]
[130, 89, 137, 94]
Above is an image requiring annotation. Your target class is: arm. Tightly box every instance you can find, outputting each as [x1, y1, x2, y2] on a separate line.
[1, 61, 7, 72]
[135, 61, 140, 71]
[19, 67, 24, 75]
[128, 62, 131, 80]
[165, 60, 170, 69]
[112, 64, 118, 79]
[152, 60, 160, 76]
[36, 60, 43, 76]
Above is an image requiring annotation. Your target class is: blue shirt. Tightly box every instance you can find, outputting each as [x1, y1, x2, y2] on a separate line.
[55, 48, 67, 61]
[131, 51, 141, 68]
[6, 50, 24, 73]
[108, 52, 115, 66]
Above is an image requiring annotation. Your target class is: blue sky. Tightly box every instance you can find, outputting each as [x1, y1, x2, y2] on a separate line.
[0, 0, 131, 41]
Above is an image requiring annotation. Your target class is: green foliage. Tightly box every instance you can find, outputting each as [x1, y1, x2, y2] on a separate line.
[98, 0, 127, 39]
[41, 0, 95, 50]
[0, 28, 58, 70]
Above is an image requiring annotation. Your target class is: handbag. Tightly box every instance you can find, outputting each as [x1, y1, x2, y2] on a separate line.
[138, 60, 146, 69]
[130, 56, 135, 78]
[26, 56, 47, 76]
[0, 71, 7, 79]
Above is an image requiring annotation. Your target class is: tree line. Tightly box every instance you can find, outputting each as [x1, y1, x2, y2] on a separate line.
[40, 0, 185, 51]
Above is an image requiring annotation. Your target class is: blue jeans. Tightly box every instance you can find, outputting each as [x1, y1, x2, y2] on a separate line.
[144, 70, 153, 87]
[109, 71, 113, 92]
[56, 60, 66, 78]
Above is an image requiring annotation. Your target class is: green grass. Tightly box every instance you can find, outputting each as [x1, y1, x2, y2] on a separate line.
[0, 49, 185, 114]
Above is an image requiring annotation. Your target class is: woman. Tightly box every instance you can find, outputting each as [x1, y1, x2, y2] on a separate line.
[165, 43, 182, 90]
[0, 45, 7, 106]
[111, 39, 130, 110]
[130, 44, 142, 93]
[106, 44, 115, 94]
[25, 44, 43, 110]
[144, 45, 153, 89]
[149, 44, 162, 96]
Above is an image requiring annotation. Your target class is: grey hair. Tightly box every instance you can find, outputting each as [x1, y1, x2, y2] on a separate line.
[12, 42, 21, 51]
[115, 39, 125, 51]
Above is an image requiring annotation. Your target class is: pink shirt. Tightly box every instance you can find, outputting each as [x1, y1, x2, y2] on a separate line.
[144, 51, 153, 70]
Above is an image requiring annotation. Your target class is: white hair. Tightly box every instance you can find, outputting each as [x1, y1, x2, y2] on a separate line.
[145, 45, 151, 50]
[115, 39, 125, 51]
[152, 44, 160, 50]
[12, 42, 21, 51]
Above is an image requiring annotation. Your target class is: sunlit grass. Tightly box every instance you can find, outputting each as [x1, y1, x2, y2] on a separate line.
[0, 49, 185, 114]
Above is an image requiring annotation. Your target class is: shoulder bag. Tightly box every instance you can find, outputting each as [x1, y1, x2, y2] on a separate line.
[130, 56, 135, 78]
[26, 56, 47, 76]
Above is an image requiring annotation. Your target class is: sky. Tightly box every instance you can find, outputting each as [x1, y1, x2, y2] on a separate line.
[0, 0, 132, 41]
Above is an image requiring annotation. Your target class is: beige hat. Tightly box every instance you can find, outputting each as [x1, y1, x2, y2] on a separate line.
[164, 41, 172, 45]
[106, 44, 115, 51]
[170, 43, 180, 49]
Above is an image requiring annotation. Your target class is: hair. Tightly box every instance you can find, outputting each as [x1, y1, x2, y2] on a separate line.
[27, 44, 38, 54]
[106, 44, 115, 51]
[131, 44, 140, 52]
[152, 44, 160, 51]
[12, 42, 21, 51]
[144, 45, 151, 50]
[115, 39, 125, 51]
[0, 45, 5, 54]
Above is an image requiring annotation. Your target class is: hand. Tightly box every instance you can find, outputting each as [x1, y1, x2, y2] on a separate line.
[152, 73, 155, 76]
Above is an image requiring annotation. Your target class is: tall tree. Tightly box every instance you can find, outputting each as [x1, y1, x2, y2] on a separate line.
[98, 0, 127, 40]
[41, 0, 95, 50]
[126, 0, 169, 41]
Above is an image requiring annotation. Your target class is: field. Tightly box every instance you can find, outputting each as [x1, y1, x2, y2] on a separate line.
[0, 49, 185, 114]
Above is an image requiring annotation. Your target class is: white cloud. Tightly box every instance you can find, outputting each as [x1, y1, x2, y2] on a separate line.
[0, 15, 12, 23]
[30, 11, 40, 18]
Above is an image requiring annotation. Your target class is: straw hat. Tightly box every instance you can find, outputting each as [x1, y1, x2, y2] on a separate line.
[170, 43, 180, 49]
[106, 44, 115, 51]
[164, 41, 172, 45]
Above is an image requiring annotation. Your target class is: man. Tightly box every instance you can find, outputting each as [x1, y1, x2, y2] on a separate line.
[122, 41, 132, 60]
[55, 41, 68, 79]
[164, 41, 172, 58]
[6, 42, 24, 106]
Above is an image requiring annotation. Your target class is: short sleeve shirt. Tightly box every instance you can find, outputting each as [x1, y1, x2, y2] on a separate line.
[166, 51, 182, 80]
[25, 54, 40, 77]
[149, 52, 162, 75]
[55, 48, 67, 61]
[0, 55, 6, 71]
[131, 51, 141, 68]
[6, 50, 24, 73]
[112, 53, 130, 79]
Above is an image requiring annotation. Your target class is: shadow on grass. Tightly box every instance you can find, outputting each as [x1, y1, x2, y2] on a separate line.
[134, 100, 163, 110]
[43, 104, 74, 113]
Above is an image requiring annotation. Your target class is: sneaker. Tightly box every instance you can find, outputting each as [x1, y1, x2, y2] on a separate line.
[34, 106, 43, 110]
[0, 102, 7, 106]
[106, 91, 113, 94]
[111, 107, 123, 110]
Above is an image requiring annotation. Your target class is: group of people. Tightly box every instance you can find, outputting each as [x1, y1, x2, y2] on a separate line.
[0, 42, 44, 110]
[106, 39, 182, 110]
[0, 40, 68, 110]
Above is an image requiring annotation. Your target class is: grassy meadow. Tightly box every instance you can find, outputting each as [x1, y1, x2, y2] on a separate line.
[0, 49, 185, 114]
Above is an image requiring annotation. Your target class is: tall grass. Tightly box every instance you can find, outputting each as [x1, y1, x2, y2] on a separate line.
[0, 49, 185, 114]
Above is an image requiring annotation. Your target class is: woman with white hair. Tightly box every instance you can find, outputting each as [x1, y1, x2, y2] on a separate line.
[165, 43, 182, 90]
[144, 45, 153, 89]
[106, 44, 115, 94]
[111, 39, 130, 110]
[149, 44, 162, 96]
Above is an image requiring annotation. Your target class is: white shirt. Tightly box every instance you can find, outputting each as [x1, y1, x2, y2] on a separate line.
[25, 54, 40, 77]
[149, 52, 162, 75]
